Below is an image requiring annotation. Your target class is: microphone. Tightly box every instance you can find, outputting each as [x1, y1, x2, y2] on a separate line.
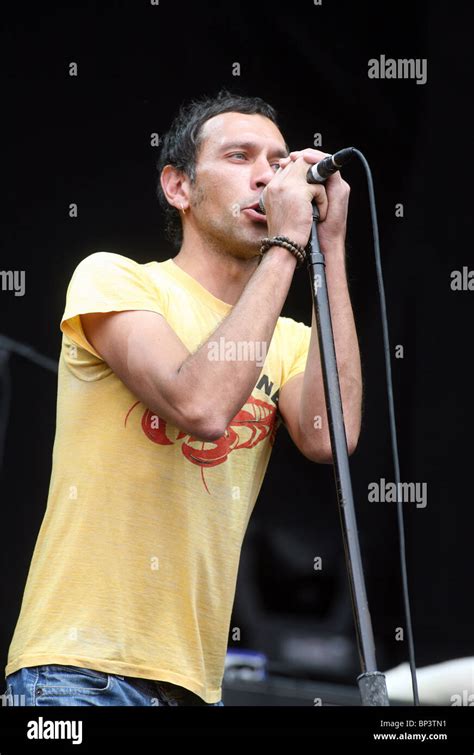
[258, 147, 354, 214]
[306, 146, 355, 183]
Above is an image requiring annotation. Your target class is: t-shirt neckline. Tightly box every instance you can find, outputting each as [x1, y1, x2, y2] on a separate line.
[158, 258, 233, 315]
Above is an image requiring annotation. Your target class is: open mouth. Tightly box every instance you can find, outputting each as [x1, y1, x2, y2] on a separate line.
[244, 205, 267, 222]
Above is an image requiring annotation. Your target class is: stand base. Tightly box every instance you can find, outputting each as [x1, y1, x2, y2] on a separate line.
[357, 671, 390, 706]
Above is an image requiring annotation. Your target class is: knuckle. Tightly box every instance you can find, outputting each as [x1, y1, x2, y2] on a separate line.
[300, 148, 328, 158]
[266, 183, 282, 199]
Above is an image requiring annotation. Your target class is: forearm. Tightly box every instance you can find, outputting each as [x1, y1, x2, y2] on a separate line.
[299, 243, 362, 455]
[176, 246, 297, 435]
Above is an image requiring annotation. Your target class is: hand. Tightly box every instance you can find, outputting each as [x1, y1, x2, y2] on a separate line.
[277, 149, 350, 252]
[261, 155, 329, 249]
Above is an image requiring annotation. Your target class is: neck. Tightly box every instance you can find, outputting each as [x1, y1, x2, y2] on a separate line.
[171, 230, 260, 306]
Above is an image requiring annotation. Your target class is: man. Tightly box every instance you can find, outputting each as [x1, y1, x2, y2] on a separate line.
[4, 89, 362, 706]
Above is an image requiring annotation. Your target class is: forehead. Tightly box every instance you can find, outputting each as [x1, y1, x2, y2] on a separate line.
[198, 112, 287, 155]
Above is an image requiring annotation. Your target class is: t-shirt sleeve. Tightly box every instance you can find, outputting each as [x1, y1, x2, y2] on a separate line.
[280, 317, 312, 387]
[60, 251, 166, 360]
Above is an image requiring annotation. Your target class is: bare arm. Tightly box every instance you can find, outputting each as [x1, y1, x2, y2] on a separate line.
[82, 246, 297, 442]
[82, 155, 328, 443]
[278, 245, 362, 463]
[277, 149, 362, 462]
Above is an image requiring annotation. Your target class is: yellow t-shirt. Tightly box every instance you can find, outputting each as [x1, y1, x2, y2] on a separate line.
[5, 252, 311, 703]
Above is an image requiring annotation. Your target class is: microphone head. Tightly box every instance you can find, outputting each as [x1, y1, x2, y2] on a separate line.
[258, 192, 266, 215]
[307, 146, 355, 183]
[332, 147, 355, 167]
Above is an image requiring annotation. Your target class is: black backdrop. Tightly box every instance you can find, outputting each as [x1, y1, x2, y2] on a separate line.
[1, 0, 473, 689]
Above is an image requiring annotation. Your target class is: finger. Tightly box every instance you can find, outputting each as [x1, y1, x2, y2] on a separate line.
[290, 148, 330, 164]
[311, 184, 328, 222]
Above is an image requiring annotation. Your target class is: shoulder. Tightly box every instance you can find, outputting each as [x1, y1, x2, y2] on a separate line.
[70, 251, 143, 277]
[66, 252, 165, 295]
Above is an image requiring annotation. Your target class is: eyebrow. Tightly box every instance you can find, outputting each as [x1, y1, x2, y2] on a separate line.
[219, 141, 289, 159]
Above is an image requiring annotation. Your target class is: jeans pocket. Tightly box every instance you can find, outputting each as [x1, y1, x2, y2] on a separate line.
[36, 664, 111, 698]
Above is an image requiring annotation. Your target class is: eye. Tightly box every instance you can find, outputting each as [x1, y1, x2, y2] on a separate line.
[228, 154, 281, 171]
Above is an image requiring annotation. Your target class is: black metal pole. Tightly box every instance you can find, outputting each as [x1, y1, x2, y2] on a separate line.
[0, 334, 58, 483]
[307, 201, 389, 706]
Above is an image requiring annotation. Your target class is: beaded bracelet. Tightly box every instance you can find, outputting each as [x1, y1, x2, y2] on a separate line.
[259, 236, 307, 268]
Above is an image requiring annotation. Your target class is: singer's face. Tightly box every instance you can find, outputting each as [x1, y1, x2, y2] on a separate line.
[187, 112, 289, 259]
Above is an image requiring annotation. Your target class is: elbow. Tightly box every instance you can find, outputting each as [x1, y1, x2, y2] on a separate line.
[182, 402, 227, 442]
[195, 424, 227, 442]
[347, 436, 359, 457]
[347, 423, 361, 457]
[299, 435, 334, 464]
[167, 373, 226, 441]
[307, 445, 334, 465]
[303, 433, 359, 465]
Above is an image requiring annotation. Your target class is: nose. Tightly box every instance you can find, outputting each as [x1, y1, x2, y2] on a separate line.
[251, 156, 277, 190]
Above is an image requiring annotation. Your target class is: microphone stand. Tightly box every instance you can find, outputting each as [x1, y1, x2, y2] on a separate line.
[306, 201, 389, 706]
[0, 334, 58, 478]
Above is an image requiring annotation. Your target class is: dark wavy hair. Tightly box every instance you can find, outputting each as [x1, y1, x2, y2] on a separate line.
[156, 88, 281, 248]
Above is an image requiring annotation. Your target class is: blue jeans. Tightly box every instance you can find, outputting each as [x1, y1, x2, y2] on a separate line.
[3, 664, 224, 706]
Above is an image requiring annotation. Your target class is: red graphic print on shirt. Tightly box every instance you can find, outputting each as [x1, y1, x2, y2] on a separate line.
[124, 394, 278, 494]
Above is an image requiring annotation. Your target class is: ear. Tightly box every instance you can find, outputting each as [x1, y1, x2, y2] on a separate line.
[160, 165, 191, 211]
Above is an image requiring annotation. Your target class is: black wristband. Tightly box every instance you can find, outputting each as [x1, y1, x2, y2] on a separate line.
[259, 236, 307, 268]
